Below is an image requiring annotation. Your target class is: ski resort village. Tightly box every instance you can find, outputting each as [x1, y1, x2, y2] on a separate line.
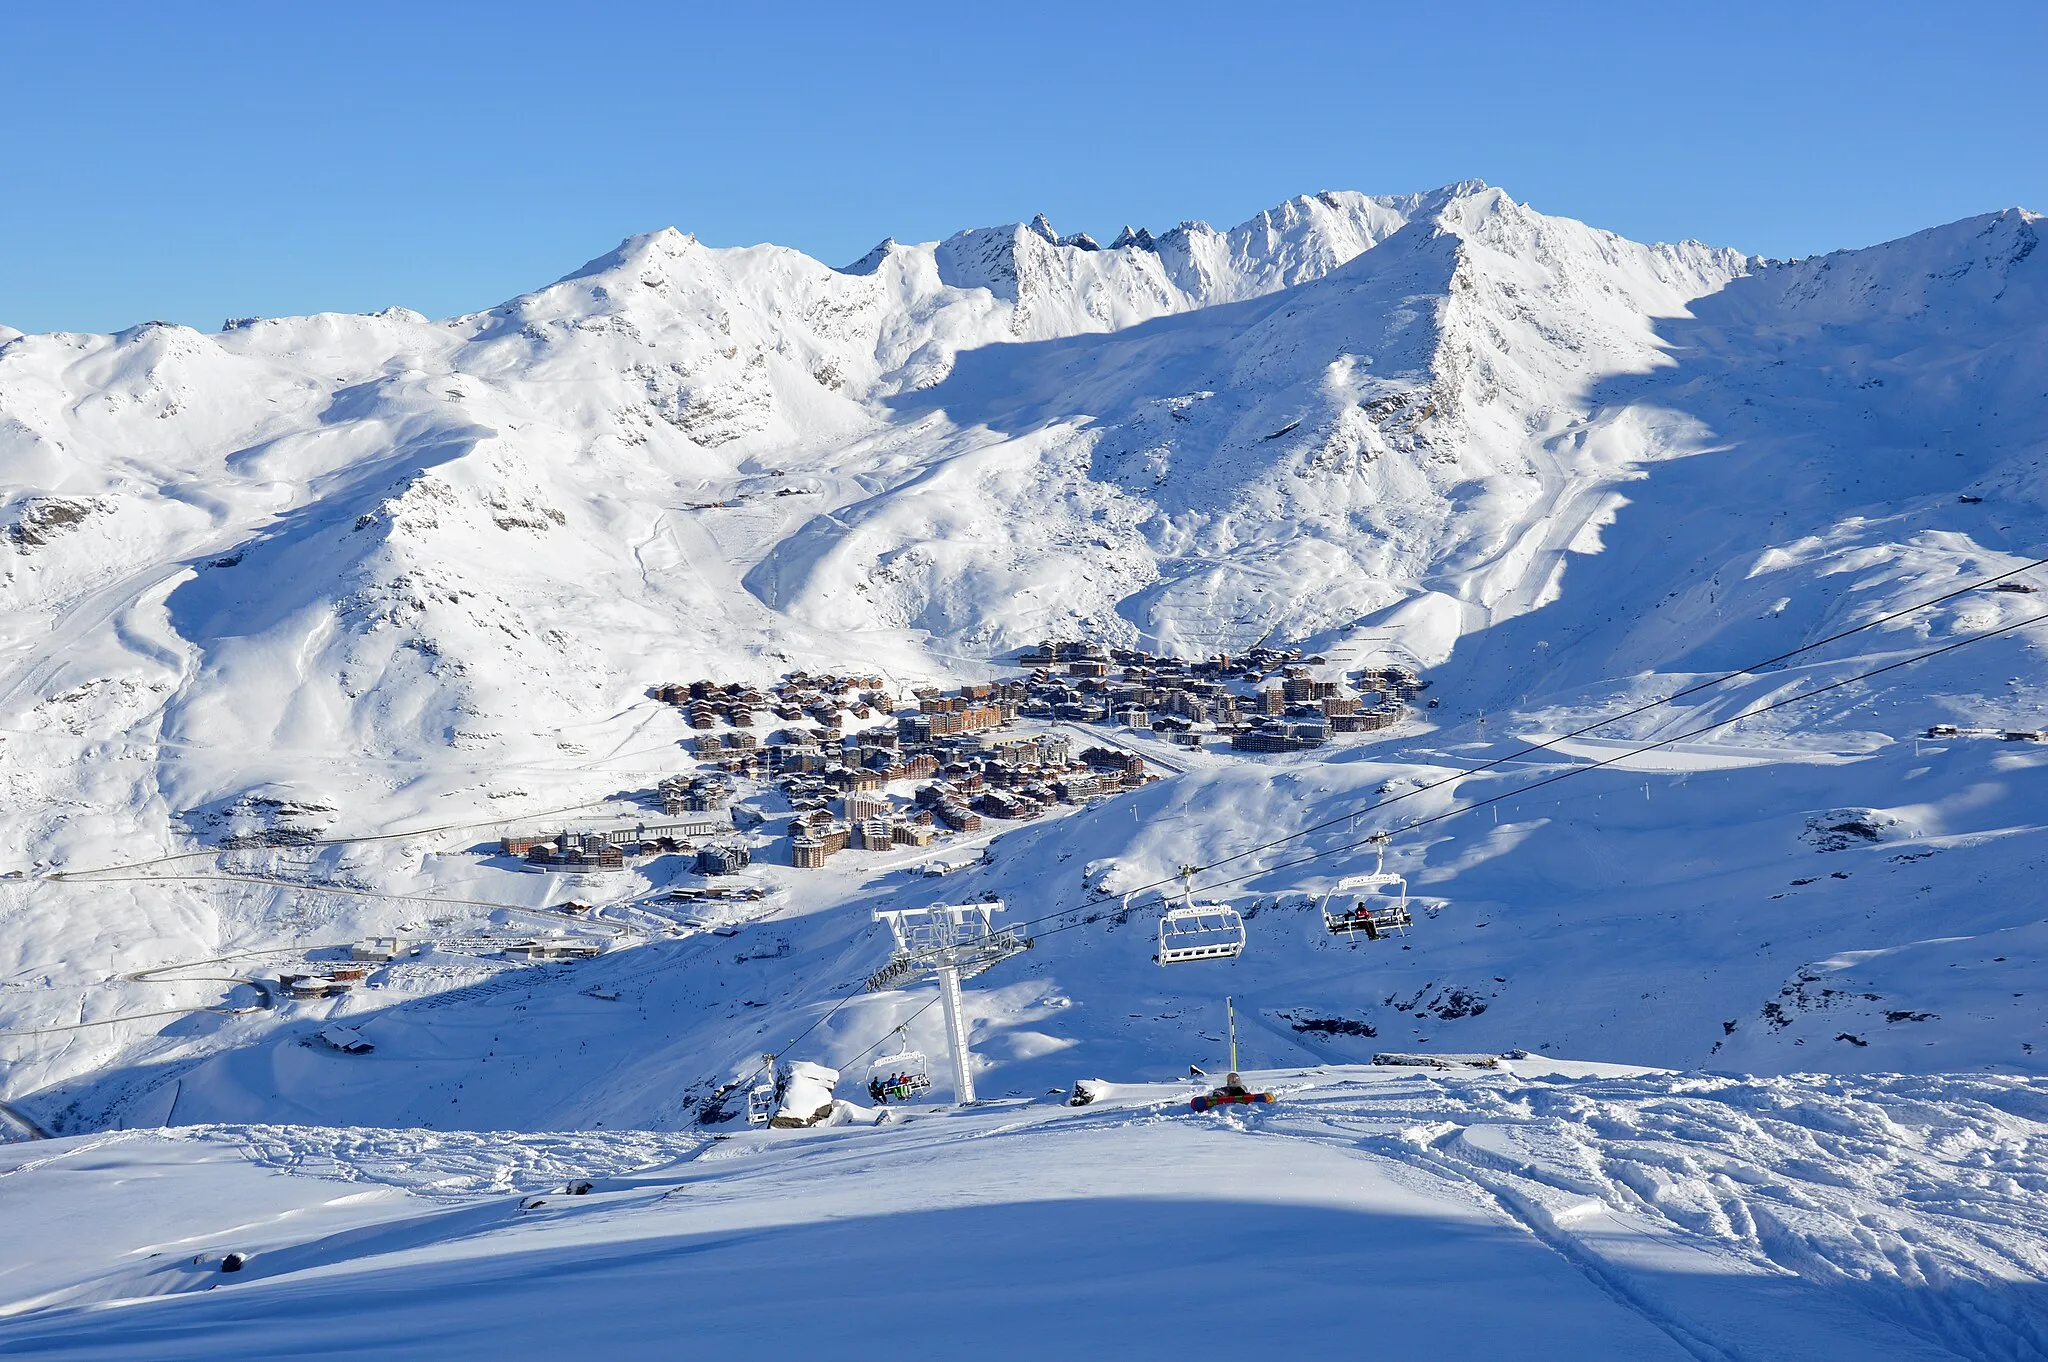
[3, 70, 2048, 1353]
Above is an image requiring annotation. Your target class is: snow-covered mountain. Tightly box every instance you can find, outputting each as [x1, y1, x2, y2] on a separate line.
[0, 183, 1754, 862]
[753, 185, 1751, 654]
[1, 181, 2045, 1147]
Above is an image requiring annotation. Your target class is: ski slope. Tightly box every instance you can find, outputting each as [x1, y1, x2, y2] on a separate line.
[1, 1063, 2042, 1361]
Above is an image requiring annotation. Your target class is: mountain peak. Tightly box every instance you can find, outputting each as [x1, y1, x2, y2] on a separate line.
[1436, 176, 1495, 198]
[560, 226, 698, 286]
[838, 237, 898, 276]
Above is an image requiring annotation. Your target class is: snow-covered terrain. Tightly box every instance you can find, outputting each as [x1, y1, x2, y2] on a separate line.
[1, 1064, 2043, 1360]
[2, 181, 2046, 1355]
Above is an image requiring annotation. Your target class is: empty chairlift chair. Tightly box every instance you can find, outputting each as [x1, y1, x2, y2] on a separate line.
[1319, 840, 1412, 941]
[866, 1027, 933, 1103]
[1155, 871, 1247, 966]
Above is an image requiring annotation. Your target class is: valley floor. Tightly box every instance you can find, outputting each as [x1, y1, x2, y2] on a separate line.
[1, 1061, 2042, 1361]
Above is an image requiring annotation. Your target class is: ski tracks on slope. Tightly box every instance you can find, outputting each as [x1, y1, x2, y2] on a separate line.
[1276, 1072, 2048, 1362]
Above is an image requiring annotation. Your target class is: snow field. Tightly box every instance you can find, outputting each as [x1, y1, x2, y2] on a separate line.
[0, 1064, 2041, 1360]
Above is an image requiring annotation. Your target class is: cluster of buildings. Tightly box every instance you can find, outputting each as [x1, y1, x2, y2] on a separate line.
[497, 815, 738, 875]
[902, 683, 1018, 739]
[661, 770, 734, 813]
[655, 673, 891, 735]
[785, 734, 1152, 869]
[659, 664, 1159, 871]
[1009, 640, 1423, 752]
[789, 804, 935, 868]
[598, 640, 1424, 881]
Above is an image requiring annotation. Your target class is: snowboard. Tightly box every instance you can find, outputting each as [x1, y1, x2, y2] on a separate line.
[1190, 1091, 1274, 1112]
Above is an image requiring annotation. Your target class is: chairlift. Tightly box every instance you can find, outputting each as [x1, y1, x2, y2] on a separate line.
[1155, 868, 1246, 966]
[745, 1054, 778, 1125]
[1319, 837, 1412, 941]
[865, 1027, 933, 1103]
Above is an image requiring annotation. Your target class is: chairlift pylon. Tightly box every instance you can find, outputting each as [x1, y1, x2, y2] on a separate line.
[866, 1026, 933, 1103]
[1319, 836, 1412, 942]
[868, 903, 1028, 1105]
[1155, 866, 1246, 966]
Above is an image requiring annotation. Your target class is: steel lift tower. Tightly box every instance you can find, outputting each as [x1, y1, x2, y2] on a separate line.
[867, 902, 1029, 1105]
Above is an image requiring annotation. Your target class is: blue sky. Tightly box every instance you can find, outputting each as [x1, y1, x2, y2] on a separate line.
[3, 2, 2042, 334]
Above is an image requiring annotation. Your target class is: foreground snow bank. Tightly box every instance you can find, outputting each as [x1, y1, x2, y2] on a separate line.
[1, 1064, 2041, 1361]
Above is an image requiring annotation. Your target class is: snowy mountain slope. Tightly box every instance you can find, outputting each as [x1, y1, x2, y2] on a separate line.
[2, 1066, 2043, 1362]
[0, 186, 1485, 872]
[752, 186, 1753, 655]
[3, 185, 2047, 1156]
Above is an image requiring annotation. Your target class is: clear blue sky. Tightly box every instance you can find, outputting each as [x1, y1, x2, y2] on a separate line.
[3, 2, 2042, 335]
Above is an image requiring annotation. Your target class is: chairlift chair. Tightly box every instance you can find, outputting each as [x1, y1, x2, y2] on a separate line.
[1155, 869, 1246, 966]
[866, 1027, 933, 1102]
[745, 1054, 779, 1125]
[1319, 840, 1412, 941]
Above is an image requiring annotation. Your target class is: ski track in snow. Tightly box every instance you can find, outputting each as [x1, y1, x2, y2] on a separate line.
[0, 1066, 2042, 1360]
